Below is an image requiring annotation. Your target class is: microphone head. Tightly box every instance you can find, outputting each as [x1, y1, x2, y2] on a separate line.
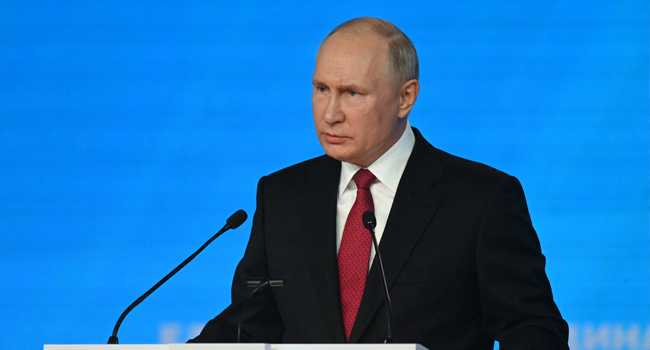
[362, 211, 376, 230]
[227, 210, 248, 229]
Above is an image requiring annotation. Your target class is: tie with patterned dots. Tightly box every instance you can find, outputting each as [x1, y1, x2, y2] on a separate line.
[338, 168, 376, 341]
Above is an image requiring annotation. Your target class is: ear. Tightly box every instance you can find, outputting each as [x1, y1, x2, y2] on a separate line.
[397, 79, 420, 119]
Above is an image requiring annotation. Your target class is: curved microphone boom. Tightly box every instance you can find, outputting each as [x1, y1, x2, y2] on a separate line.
[107, 209, 248, 344]
[362, 210, 395, 343]
[237, 277, 285, 343]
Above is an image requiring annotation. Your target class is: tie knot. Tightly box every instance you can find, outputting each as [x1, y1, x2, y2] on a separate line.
[353, 169, 376, 190]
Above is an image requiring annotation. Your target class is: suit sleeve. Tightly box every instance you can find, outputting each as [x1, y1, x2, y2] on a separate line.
[476, 175, 569, 350]
[188, 176, 285, 343]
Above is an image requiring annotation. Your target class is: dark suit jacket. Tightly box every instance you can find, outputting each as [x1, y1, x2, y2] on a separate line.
[190, 129, 569, 350]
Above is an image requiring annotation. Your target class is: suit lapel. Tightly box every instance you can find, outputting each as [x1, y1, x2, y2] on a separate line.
[349, 130, 446, 342]
[299, 156, 347, 342]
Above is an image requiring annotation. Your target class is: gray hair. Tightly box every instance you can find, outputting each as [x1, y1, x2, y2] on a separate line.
[322, 17, 419, 91]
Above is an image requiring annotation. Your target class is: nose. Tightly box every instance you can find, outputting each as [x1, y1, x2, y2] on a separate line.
[322, 93, 344, 125]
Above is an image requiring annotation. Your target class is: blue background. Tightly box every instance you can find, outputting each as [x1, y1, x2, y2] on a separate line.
[1, 1, 647, 350]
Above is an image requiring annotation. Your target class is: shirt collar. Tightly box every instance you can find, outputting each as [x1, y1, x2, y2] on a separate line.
[338, 121, 416, 198]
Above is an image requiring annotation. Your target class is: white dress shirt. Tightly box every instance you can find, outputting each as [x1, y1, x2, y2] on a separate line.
[336, 122, 416, 269]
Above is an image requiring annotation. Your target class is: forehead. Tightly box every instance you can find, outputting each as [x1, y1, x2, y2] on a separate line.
[313, 32, 389, 85]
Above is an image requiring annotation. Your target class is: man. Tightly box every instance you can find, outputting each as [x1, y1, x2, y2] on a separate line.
[189, 17, 569, 350]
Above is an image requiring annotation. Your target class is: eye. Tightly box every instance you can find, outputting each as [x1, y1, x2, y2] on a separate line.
[349, 91, 358, 96]
[317, 86, 327, 93]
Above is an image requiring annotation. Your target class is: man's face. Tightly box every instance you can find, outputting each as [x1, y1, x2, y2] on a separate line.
[312, 32, 406, 168]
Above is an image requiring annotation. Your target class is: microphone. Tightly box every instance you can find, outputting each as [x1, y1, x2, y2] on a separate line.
[227, 209, 248, 229]
[362, 211, 395, 343]
[107, 209, 248, 344]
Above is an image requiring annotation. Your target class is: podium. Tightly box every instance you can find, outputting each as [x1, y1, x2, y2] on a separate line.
[45, 344, 429, 350]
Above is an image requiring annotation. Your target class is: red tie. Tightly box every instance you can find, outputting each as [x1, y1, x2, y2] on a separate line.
[338, 169, 376, 341]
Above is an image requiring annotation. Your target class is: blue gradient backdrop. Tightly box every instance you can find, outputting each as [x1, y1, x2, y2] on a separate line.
[0, 1, 647, 350]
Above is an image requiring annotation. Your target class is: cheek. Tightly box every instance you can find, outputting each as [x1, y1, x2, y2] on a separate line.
[312, 98, 326, 119]
[354, 105, 382, 130]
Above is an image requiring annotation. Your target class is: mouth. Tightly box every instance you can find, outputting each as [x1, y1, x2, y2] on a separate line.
[323, 132, 347, 144]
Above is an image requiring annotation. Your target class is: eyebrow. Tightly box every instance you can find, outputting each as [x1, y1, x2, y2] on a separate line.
[338, 83, 363, 91]
[312, 80, 364, 92]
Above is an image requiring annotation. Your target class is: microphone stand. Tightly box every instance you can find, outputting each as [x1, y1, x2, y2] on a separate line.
[363, 211, 395, 343]
[108, 210, 247, 344]
[237, 277, 285, 343]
